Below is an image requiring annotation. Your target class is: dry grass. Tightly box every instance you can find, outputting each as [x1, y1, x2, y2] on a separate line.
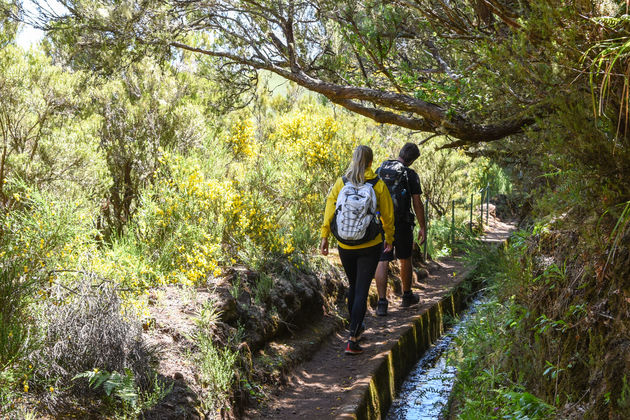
[29, 274, 154, 413]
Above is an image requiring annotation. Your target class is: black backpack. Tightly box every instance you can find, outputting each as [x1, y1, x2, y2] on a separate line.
[377, 160, 411, 220]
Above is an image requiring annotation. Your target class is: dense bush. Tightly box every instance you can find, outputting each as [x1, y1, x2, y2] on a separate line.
[0, 33, 498, 416]
[94, 58, 210, 238]
[29, 278, 153, 412]
[0, 45, 105, 205]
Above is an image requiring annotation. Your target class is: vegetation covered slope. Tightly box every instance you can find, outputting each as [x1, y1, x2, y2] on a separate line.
[0, 32, 496, 419]
[1, 0, 629, 418]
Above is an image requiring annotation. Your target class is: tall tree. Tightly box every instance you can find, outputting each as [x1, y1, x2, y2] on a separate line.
[23, 1, 630, 156]
[25, 0, 545, 146]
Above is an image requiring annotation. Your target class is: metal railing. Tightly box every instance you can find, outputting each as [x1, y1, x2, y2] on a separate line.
[421, 183, 493, 261]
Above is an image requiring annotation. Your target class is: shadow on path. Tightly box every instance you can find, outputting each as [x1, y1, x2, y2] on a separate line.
[246, 221, 515, 419]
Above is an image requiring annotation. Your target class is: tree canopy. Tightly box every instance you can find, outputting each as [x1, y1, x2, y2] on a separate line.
[10, 1, 629, 189]
[0, 0, 17, 46]
[18, 0, 553, 146]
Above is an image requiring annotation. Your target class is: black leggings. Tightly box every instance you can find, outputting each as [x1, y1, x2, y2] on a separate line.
[338, 243, 383, 338]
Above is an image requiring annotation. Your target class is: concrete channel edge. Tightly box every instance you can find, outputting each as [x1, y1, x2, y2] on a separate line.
[338, 270, 483, 420]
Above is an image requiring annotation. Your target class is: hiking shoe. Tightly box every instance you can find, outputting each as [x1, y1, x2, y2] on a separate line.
[401, 291, 419, 307]
[376, 298, 388, 316]
[345, 340, 364, 355]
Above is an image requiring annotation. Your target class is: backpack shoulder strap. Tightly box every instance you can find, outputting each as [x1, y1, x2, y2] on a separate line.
[376, 160, 389, 175]
[341, 176, 378, 186]
[366, 177, 379, 187]
[402, 166, 410, 183]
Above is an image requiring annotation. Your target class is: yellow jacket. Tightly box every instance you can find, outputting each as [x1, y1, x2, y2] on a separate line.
[321, 168, 394, 249]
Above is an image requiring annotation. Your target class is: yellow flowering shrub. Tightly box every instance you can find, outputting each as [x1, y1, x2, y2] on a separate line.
[262, 108, 358, 242]
[133, 153, 230, 285]
[272, 108, 351, 173]
[0, 180, 94, 282]
[0, 180, 99, 385]
[226, 118, 256, 159]
[132, 150, 296, 284]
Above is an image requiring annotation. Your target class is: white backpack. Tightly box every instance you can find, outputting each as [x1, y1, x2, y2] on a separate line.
[331, 177, 381, 245]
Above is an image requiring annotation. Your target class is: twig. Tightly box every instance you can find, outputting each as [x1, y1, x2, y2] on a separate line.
[418, 133, 442, 146]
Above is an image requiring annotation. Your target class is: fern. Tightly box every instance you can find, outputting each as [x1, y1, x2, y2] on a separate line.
[73, 368, 138, 407]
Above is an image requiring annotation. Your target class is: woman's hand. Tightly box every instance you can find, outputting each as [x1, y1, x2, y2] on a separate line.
[320, 237, 329, 255]
[383, 241, 393, 253]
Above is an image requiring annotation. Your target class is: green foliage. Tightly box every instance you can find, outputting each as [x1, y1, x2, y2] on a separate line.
[0, 1, 17, 47]
[448, 239, 556, 419]
[1, 179, 93, 268]
[586, 14, 630, 137]
[414, 141, 512, 259]
[0, 367, 19, 416]
[73, 368, 138, 407]
[619, 376, 630, 411]
[94, 58, 210, 237]
[0, 44, 105, 203]
[0, 260, 37, 370]
[72, 368, 170, 418]
[253, 273, 274, 305]
[196, 336, 238, 414]
[195, 299, 222, 332]
[422, 196, 482, 259]
[194, 298, 239, 414]
[417, 145, 476, 217]
[131, 152, 226, 285]
[452, 208, 630, 418]
[0, 180, 94, 383]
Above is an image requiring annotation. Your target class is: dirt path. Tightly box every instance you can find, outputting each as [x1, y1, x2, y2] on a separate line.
[246, 218, 515, 419]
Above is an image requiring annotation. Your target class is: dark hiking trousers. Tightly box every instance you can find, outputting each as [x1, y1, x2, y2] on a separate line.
[338, 243, 383, 338]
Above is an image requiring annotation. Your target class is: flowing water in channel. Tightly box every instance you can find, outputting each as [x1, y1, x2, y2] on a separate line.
[386, 299, 481, 420]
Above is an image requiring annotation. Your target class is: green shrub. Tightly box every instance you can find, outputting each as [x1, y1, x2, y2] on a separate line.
[0, 261, 37, 371]
[94, 58, 210, 237]
[447, 238, 556, 419]
[193, 299, 239, 414]
[253, 273, 274, 304]
[72, 368, 170, 417]
[0, 181, 96, 415]
[0, 260, 38, 418]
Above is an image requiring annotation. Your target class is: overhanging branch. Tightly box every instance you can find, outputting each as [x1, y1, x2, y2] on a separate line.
[170, 40, 534, 145]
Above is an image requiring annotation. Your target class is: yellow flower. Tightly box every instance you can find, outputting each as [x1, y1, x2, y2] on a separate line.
[49, 386, 54, 393]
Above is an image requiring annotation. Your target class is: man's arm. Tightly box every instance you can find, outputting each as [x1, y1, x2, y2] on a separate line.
[412, 194, 427, 244]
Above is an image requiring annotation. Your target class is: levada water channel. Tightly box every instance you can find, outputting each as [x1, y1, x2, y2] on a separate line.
[386, 298, 482, 420]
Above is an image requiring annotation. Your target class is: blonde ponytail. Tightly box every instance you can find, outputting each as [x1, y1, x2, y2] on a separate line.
[345, 145, 373, 186]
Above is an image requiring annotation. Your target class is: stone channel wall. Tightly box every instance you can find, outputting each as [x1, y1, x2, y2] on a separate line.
[341, 272, 483, 420]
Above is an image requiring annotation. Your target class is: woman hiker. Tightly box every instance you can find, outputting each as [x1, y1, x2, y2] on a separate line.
[319, 145, 394, 355]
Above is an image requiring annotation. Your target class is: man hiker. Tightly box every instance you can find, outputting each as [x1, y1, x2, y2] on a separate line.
[375, 142, 427, 316]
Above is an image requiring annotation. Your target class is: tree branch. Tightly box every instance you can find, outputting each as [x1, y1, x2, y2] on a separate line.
[170, 40, 534, 143]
